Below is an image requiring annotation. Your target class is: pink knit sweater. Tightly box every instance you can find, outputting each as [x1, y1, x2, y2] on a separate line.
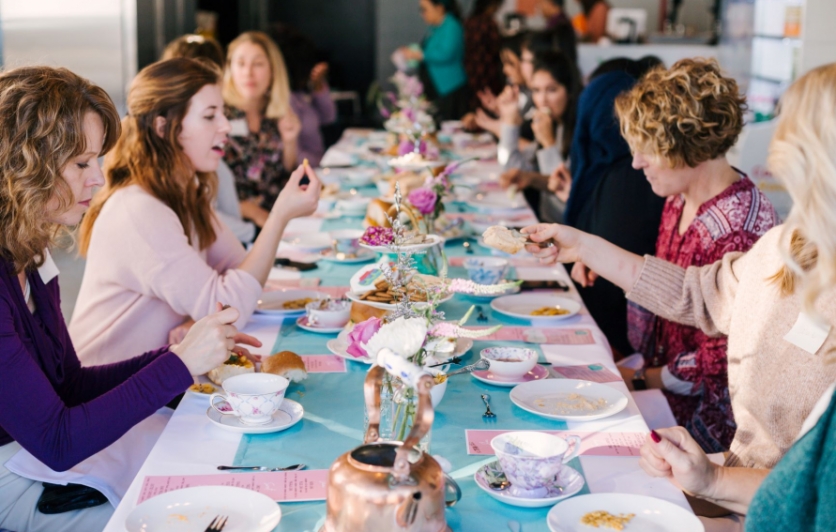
[628, 226, 836, 469]
[70, 185, 262, 366]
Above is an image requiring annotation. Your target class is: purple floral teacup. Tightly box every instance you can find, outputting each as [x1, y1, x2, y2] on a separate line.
[210, 373, 289, 425]
[490, 431, 582, 498]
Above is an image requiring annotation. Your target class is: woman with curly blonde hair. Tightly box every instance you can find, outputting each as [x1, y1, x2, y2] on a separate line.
[72, 58, 320, 366]
[522, 63, 836, 528]
[0, 66, 254, 531]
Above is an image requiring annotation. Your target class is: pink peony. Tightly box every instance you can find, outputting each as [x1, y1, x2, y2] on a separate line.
[346, 317, 383, 359]
[408, 188, 438, 215]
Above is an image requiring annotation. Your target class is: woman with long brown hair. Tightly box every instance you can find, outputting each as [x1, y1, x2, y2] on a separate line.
[71, 58, 320, 366]
[0, 65, 251, 531]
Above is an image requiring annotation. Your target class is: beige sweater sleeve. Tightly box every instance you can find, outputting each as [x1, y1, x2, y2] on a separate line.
[626, 250, 750, 338]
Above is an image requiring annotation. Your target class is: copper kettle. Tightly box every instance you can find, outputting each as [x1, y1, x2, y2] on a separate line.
[322, 360, 452, 532]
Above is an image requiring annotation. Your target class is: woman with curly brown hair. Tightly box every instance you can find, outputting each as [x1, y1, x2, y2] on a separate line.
[0, 65, 255, 531]
[71, 58, 320, 366]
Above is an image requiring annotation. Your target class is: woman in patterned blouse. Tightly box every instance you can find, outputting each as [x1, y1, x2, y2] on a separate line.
[604, 59, 779, 453]
[223, 31, 302, 228]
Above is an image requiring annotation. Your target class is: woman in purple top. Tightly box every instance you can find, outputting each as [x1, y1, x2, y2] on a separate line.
[0, 66, 257, 531]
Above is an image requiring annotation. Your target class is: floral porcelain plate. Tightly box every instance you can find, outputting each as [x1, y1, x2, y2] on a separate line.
[475, 460, 585, 508]
[205, 399, 304, 434]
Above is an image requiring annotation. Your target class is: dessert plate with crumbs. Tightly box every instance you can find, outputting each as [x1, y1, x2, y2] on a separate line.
[547, 493, 703, 532]
[510, 379, 629, 421]
[254, 290, 327, 316]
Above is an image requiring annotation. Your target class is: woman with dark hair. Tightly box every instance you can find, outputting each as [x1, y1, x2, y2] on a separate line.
[463, 0, 504, 112]
[72, 58, 320, 365]
[572, 0, 610, 43]
[521, 27, 578, 78]
[399, 0, 468, 121]
[0, 65, 252, 531]
[468, 32, 529, 136]
[270, 25, 337, 168]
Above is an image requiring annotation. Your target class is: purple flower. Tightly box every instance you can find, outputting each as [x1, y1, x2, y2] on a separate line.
[360, 226, 394, 246]
[408, 187, 438, 215]
[347, 318, 383, 359]
[397, 139, 414, 156]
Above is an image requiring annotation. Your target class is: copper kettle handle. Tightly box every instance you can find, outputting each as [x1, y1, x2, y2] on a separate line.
[392, 374, 434, 483]
[363, 365, 386, 444]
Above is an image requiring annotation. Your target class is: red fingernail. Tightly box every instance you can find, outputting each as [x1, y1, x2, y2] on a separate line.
[650, 430, 661, 443]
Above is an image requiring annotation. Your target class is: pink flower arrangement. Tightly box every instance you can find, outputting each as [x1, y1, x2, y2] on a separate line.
[408, 188, 438, 215]
[360, 226, 394, 246]
[346, 318, 383, 359]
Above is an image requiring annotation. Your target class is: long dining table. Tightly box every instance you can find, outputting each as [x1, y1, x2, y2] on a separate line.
[102, 131, 692, 532]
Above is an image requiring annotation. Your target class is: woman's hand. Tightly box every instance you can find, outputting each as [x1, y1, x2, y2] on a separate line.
[497, 86, 521, 126]
[571, 261, 598, 287]
[170, 304, 262, 376]
[548, 163, 572, 203]
[521, 223, 584, 265]
[531, 108, 555, 147]
[477, 88, 499, 114]
[474, 109, 500, 137]
[499, 168, 531, 190]
[310, 62, 329, 92]
[278, 111, 302, 144]
[272, 162, 322, 221]
[640, 428, 721, 500]
[168, 318, 196, 345]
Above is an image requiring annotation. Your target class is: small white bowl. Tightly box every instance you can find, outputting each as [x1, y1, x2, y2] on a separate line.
[427, 367, 448, 408]
[305, 299, 351, 328]
[480, 347, 538, 380]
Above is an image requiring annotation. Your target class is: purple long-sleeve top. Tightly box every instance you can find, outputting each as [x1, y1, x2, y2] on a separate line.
[290, 86, 337, 168]
[0, 255, 193, 472]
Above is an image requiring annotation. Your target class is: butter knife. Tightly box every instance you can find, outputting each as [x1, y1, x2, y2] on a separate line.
[217, 464, 306, 472]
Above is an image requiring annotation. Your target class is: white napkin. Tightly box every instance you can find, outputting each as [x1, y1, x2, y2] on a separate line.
[319, 149, 356, 168]
[4, 408, 172, 507]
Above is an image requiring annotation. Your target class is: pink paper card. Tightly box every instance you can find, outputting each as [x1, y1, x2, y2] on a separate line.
[301, 355, 347, 373]
[317, 286, 350, 299]
[552, 364, 621, 383]
[265, 278, 321, 291]
[465, 430, 645, 457]
[137, 470, 329, 504]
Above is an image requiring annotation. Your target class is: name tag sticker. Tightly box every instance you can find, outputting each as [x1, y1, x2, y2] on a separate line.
[229, 118, 249, 137]
[783, 312, 831, 355]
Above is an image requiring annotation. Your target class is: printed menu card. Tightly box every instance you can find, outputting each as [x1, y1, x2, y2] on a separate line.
[466, 429, 645, 457]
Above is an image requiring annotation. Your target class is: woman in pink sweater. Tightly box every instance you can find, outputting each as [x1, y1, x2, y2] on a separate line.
[71, 58, 320, 366]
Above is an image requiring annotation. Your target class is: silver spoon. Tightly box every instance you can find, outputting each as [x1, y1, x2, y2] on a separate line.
[217, 464, 306, 472]
[445, 359, 489, 378]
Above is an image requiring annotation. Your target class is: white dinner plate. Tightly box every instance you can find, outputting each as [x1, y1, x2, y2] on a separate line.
[206, 399, 304, 434]
[254, 290, 327, 316]
[470, 191, 528, 214]
[125, 486, 282, 532]
[359, 234, 445, 254]
[280, 232, 332, 252]
[326, 330, 374, 364]
[547, 493, 704, 532]
[475, 461, 585, 508]
[345, 290, 453, 310]
[510, 379, 629, 422]
[471, 364, 550, 388]
[319, 248, 377, 264]
[491, 294, 581, 323]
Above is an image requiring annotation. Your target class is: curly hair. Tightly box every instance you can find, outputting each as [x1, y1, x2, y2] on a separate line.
[79, 58, 221, 255]
[614, 58, 746, 168]
[0, 66, 120, 272]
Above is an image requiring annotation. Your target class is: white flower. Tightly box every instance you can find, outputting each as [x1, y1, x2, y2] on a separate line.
[365, 317, 428, 360]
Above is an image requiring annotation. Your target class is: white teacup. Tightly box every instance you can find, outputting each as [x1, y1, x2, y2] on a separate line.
[210, 373, 289, 425]
[463, 257, 509, 285]
[491, 431, 582, 498]
[305, 298, 351, 328]
[480, 347, 538, 380]
[329, 229, 364, 255]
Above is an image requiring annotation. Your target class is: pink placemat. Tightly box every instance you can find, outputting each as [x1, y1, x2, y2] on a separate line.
[316, 286, 350, 299]
[137, 470, 329, 504]
[264, 278, 321, 291]
[552, 364, 621, 383]
[465, 429, 645, 457]
[301, 355, 347, 373]
[461, 327, 596, 345]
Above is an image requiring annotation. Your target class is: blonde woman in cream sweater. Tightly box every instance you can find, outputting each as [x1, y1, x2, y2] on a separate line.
[522, 63, 836, 527]
[70, 58, 320, 366]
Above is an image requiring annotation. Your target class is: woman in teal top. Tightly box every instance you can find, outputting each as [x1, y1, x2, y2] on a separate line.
[400, 0, 468, 121]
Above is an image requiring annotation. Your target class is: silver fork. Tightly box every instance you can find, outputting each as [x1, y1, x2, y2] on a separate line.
[481, 394, 496, 420]
[205, 515, 228, 532]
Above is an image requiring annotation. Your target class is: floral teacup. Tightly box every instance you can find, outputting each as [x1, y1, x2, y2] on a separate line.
[490, 431, 581, 498]
[329, 229, 364, 255]
[463, 257, 509, 285]
[210, 373, 289, 425]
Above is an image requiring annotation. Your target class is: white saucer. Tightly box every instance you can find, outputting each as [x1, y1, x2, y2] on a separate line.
[461, 284, 521, 302]
[471, 364, 550, 387]
[206, 399, 304, 434]
[491, 294, 581, 322]
[319, 248, 377, 263]
[280, 232, 332, 252]
[475, 461, 585, 508]
[255, 290, 328, 316]
[326, 330, 374, 364]
[296, 316, 345, 334]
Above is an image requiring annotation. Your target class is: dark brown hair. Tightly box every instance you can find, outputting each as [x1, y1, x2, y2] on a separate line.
[161, 34, 225, 68]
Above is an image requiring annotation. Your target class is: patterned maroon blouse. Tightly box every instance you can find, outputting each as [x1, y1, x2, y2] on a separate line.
[628, 175, 779, 453]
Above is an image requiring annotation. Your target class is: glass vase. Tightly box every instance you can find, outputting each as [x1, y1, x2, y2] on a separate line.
[365, 372, 431, 452]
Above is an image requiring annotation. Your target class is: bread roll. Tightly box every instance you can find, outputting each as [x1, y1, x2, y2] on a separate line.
[365, 198, 394, 228]
[350, 301, 389, 323]
[262, 351, 308, 383]
[207, 355, 255, 385]
[482, 226, 525, 254]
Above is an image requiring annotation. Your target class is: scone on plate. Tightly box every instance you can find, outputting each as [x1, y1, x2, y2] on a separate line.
[262, 351, 308, 383]
[482, 226, 526, 254]
[207, 354, 255, 385]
